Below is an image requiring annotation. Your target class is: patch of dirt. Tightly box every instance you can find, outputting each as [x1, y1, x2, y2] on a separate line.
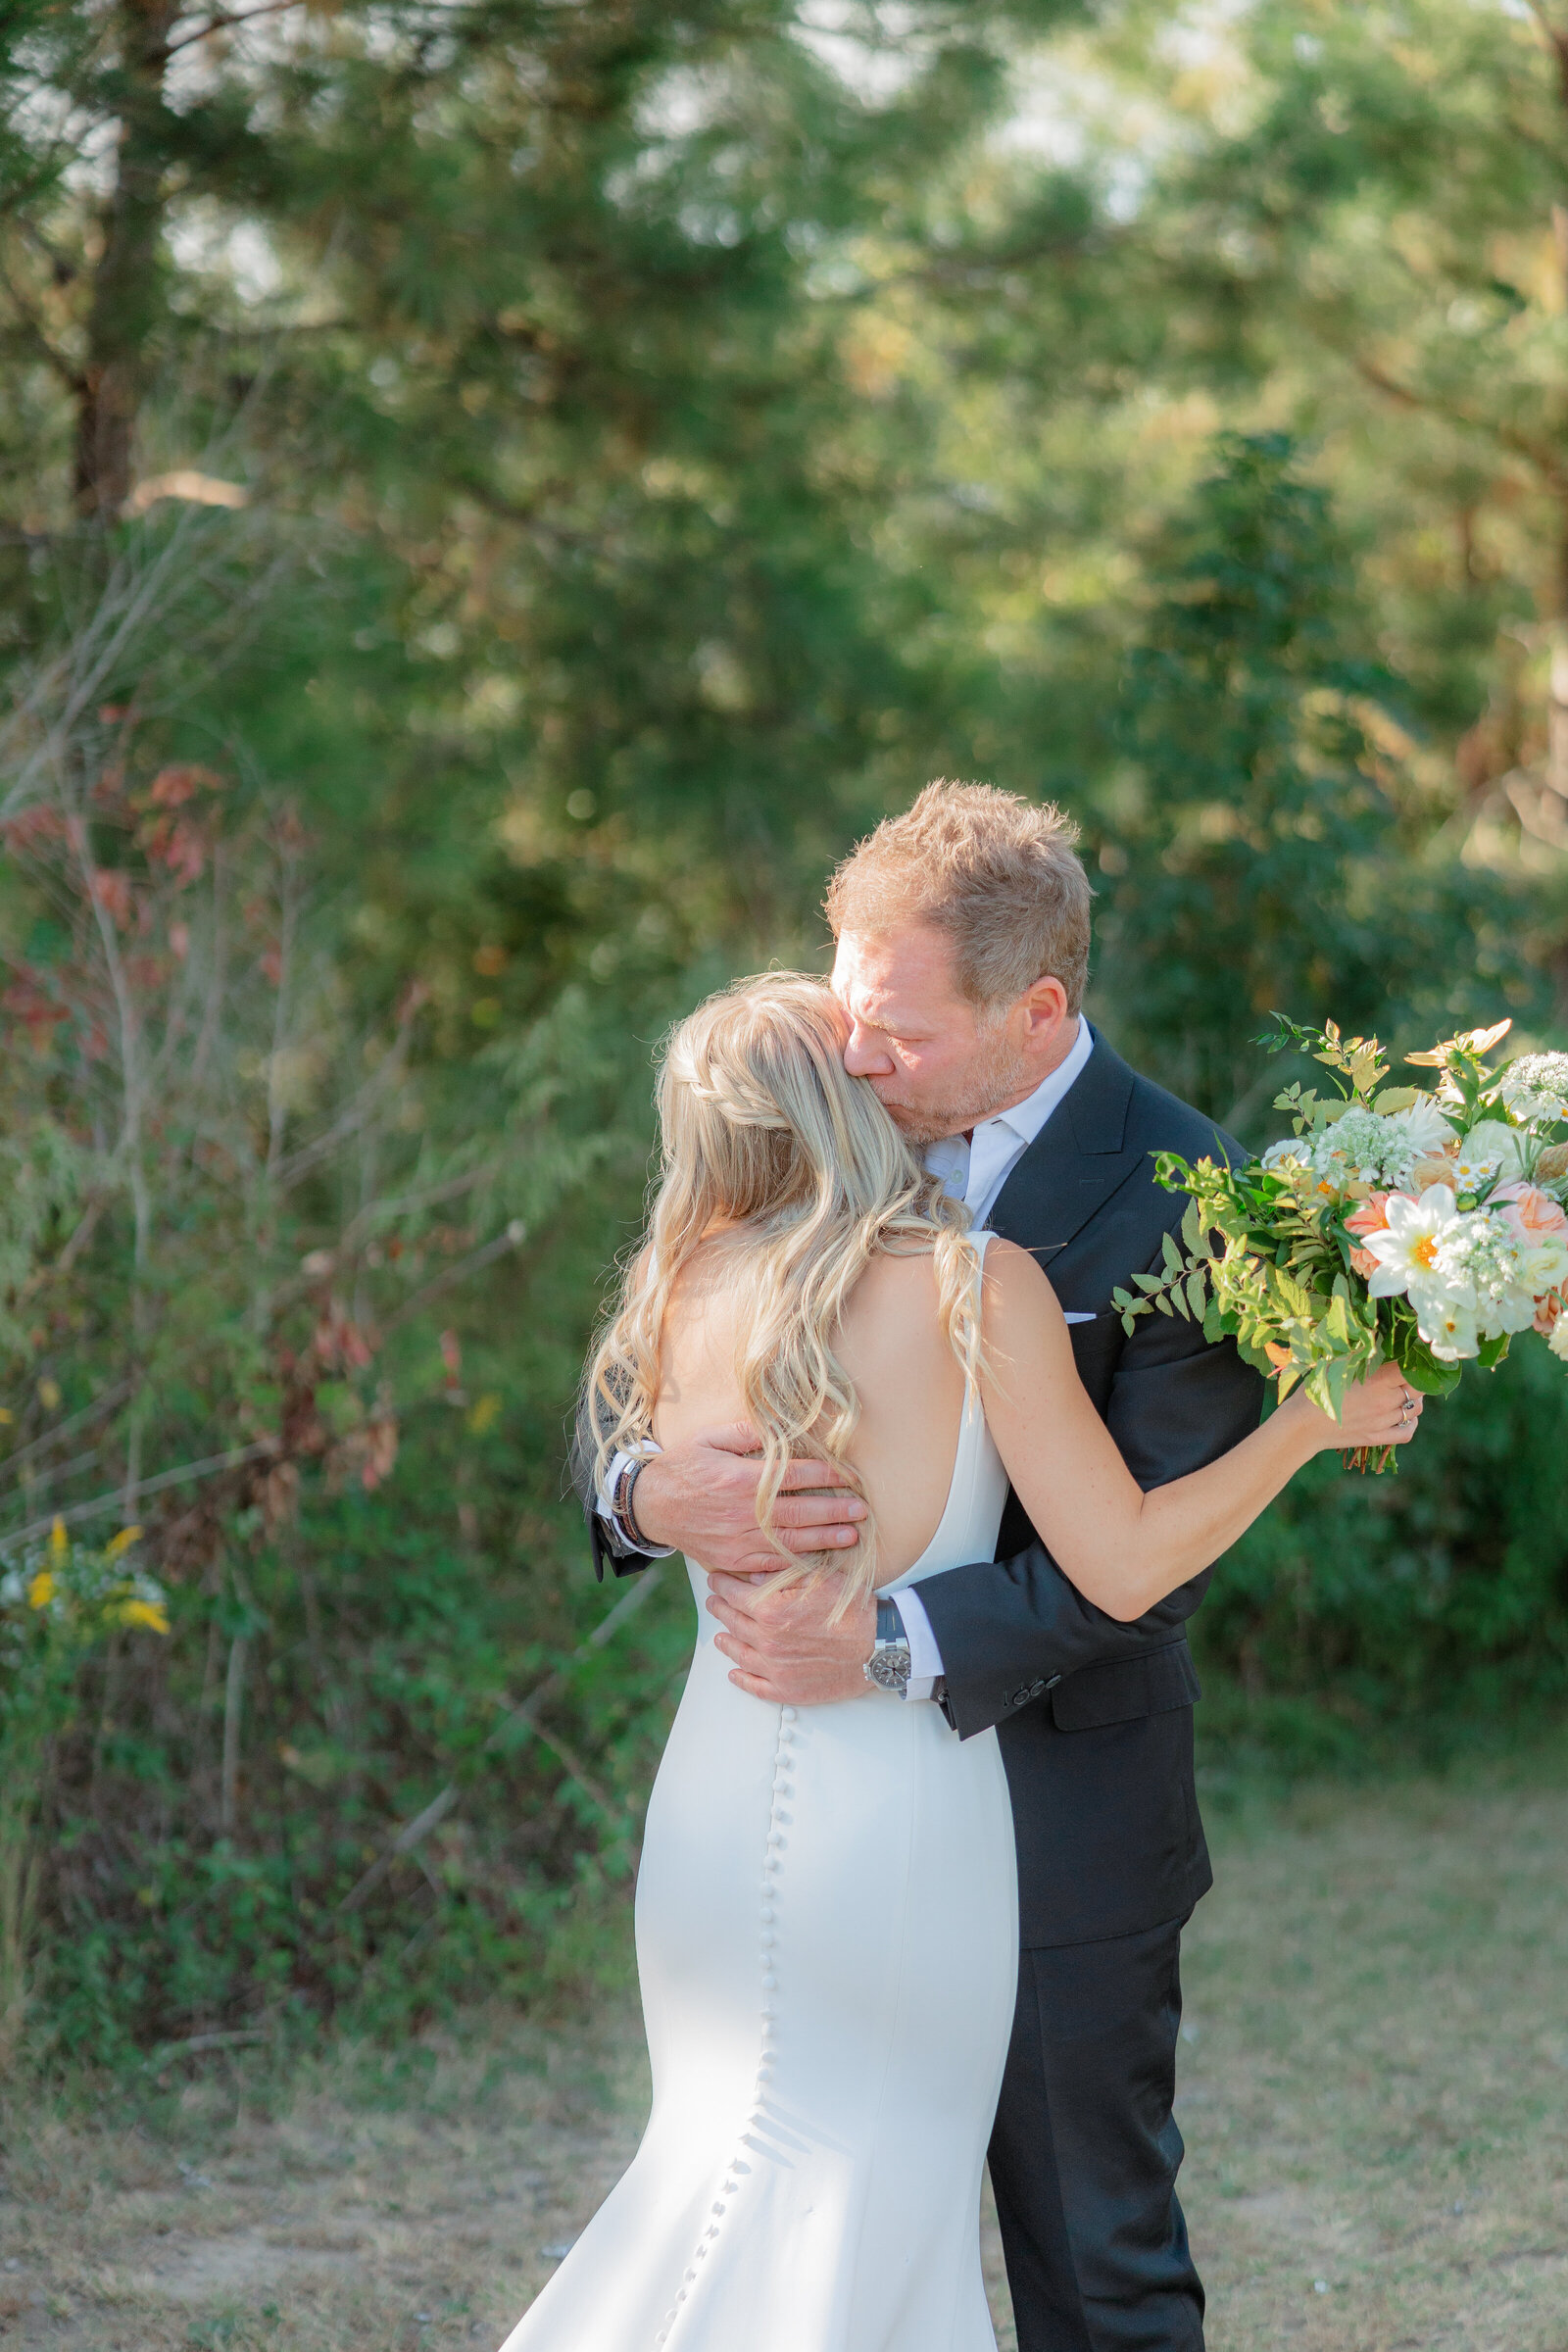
[4, 1761, 1566, 2350]
[1180, 1767, 1568, 2352]
[0, 2016, 651, 2352]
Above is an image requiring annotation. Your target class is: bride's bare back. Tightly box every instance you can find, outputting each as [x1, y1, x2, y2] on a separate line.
[651, 1238, 966, 1587]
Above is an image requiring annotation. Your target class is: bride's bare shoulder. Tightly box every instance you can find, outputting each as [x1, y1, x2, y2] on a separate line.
[979, 1235, 1048, 1290]
[851, 1237, 940, 1296]
[977, 1234, 1066, 1343]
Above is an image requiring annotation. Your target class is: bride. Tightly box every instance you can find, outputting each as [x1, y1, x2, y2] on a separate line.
[500, 971, 1420, 2352]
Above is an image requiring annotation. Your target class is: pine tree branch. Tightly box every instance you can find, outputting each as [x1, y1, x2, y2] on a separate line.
[0, 242, 83, 394]
[1341, 344, 1567, 492]
[163, 0, 317, 61]
[1523, 0, 1568, 111]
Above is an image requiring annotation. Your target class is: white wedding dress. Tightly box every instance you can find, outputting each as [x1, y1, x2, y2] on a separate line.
[501, 1237, 1016, 2352]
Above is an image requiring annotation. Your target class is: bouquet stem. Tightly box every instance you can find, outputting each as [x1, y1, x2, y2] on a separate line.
[1341, 1445, 1397, 1475]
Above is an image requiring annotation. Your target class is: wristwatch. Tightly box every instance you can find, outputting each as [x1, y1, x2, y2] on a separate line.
[862, 1594, 913, 1697]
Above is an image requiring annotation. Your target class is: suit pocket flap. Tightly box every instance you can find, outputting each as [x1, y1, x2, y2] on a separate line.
[1048, 1641, 1201, 1733]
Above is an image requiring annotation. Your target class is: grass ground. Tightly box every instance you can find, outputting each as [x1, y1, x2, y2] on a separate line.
[1, 1749, 1564, 2351]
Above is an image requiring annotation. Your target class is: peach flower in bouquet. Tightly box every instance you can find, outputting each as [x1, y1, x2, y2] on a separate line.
[1344, 1191, 1391, 1281]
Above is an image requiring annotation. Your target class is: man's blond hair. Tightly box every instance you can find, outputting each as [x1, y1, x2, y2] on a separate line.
[824, 780, 1093, 1014]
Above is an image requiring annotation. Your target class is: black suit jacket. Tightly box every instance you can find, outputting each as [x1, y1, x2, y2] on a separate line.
[583, 1029, 1264, 1950]
[915, 1031, 1263, 1946]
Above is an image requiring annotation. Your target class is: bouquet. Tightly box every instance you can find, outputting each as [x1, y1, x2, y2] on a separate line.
[1113, 1017, 1568, 1467]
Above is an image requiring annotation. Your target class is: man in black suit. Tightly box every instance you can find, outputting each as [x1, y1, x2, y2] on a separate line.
[587, 782, 1264, 2352]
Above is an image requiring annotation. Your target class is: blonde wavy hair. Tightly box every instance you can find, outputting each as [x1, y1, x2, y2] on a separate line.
[587, 972, 985, 1617]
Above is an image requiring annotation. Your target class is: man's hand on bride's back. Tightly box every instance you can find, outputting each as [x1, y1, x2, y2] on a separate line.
[631, 1422, 867, 1573]
[706, 1571, 875, 1707]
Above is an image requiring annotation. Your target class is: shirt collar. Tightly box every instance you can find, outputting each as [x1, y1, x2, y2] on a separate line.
[978, 1016, 1094, 1151]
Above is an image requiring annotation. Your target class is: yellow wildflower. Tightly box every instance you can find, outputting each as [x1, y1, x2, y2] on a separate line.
[50, 1515, 68, 1561]
[121, 1598, 170, 1636]
[105, 1525, 142, 1560]
[26, 1571, 54, 1610]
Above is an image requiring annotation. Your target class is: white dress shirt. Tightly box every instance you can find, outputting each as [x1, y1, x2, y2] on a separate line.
[602, 1020, 1098, 1704]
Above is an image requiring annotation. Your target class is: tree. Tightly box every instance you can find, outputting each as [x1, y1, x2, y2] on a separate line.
[0, 0, 1110, 2059]
[1093, 433, 1530, 1123]
[1060, 0, 1568, 996]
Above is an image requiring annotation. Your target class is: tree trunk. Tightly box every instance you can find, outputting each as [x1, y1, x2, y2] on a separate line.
[220, 1633, 247, 1838]
[1544, 169, 1568, 799]
[1549, 519, 1568, 804]
[74, 0, 179, 519]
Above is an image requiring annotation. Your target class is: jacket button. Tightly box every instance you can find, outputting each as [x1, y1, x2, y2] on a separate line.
[1029, 1680, 1047, 1698]
[1008, 1687, 1028, 1707]
[1045, 1674, 1061, 1690]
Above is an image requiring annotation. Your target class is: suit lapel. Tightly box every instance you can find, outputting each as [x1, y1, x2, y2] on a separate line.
[989, 1031, 1145, 1262]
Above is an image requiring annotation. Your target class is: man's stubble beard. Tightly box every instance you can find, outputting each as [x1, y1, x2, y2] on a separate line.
[875, 1024, 1037, 1151]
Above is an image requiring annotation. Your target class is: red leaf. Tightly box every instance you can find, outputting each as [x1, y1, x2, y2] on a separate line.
[89, 870, 134, 927]
[147, 763, 222, 808]
[1, 979, 69, 1029]
[141, 813, 207, 885]
[0, 808, 68, 854]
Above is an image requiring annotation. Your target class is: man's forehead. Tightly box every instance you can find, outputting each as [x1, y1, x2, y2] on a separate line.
[831, 925, 962, 1023]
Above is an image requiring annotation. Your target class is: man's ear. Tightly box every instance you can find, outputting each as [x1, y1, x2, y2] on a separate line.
[1020, 974, 1071, 1036]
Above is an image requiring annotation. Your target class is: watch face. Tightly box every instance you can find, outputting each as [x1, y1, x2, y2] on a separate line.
[867, 1642, 912, 1692]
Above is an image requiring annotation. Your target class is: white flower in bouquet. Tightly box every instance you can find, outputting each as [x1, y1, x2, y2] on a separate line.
[1393, 1095, 1460, 1154]
[1363, 1189, 1541, 1356]
[1363, 1186, 1465, 1298]
[1523, 1237, 1568, 1297]
[1260, 1139, 1312, 1177]
[1432, 1212, 1549, 1335]
[1499, 1052, 1568, 1126]
[1299, 1099, 1455, 1196]
[1450, 1119, 1524, 1192]
[1418, 1295, 1481, 1362]
[1552, 1306, 1568, 1361]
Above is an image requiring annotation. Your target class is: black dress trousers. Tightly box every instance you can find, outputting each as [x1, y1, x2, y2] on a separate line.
[987, 1912, 1202, 2352]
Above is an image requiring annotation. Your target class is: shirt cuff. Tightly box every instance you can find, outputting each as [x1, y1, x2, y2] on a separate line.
[596, 1444, 677, 1559]
[890, 1584, 945, 1703]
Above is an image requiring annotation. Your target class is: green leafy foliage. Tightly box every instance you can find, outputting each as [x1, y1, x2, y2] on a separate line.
[1198, 1338, 1568, 1730]
[0, 0, 1566, 2067]
[1094, 435, 1532, 1124]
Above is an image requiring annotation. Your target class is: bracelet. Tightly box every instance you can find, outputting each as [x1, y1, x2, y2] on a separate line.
[615, 1455, 657, 1551]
